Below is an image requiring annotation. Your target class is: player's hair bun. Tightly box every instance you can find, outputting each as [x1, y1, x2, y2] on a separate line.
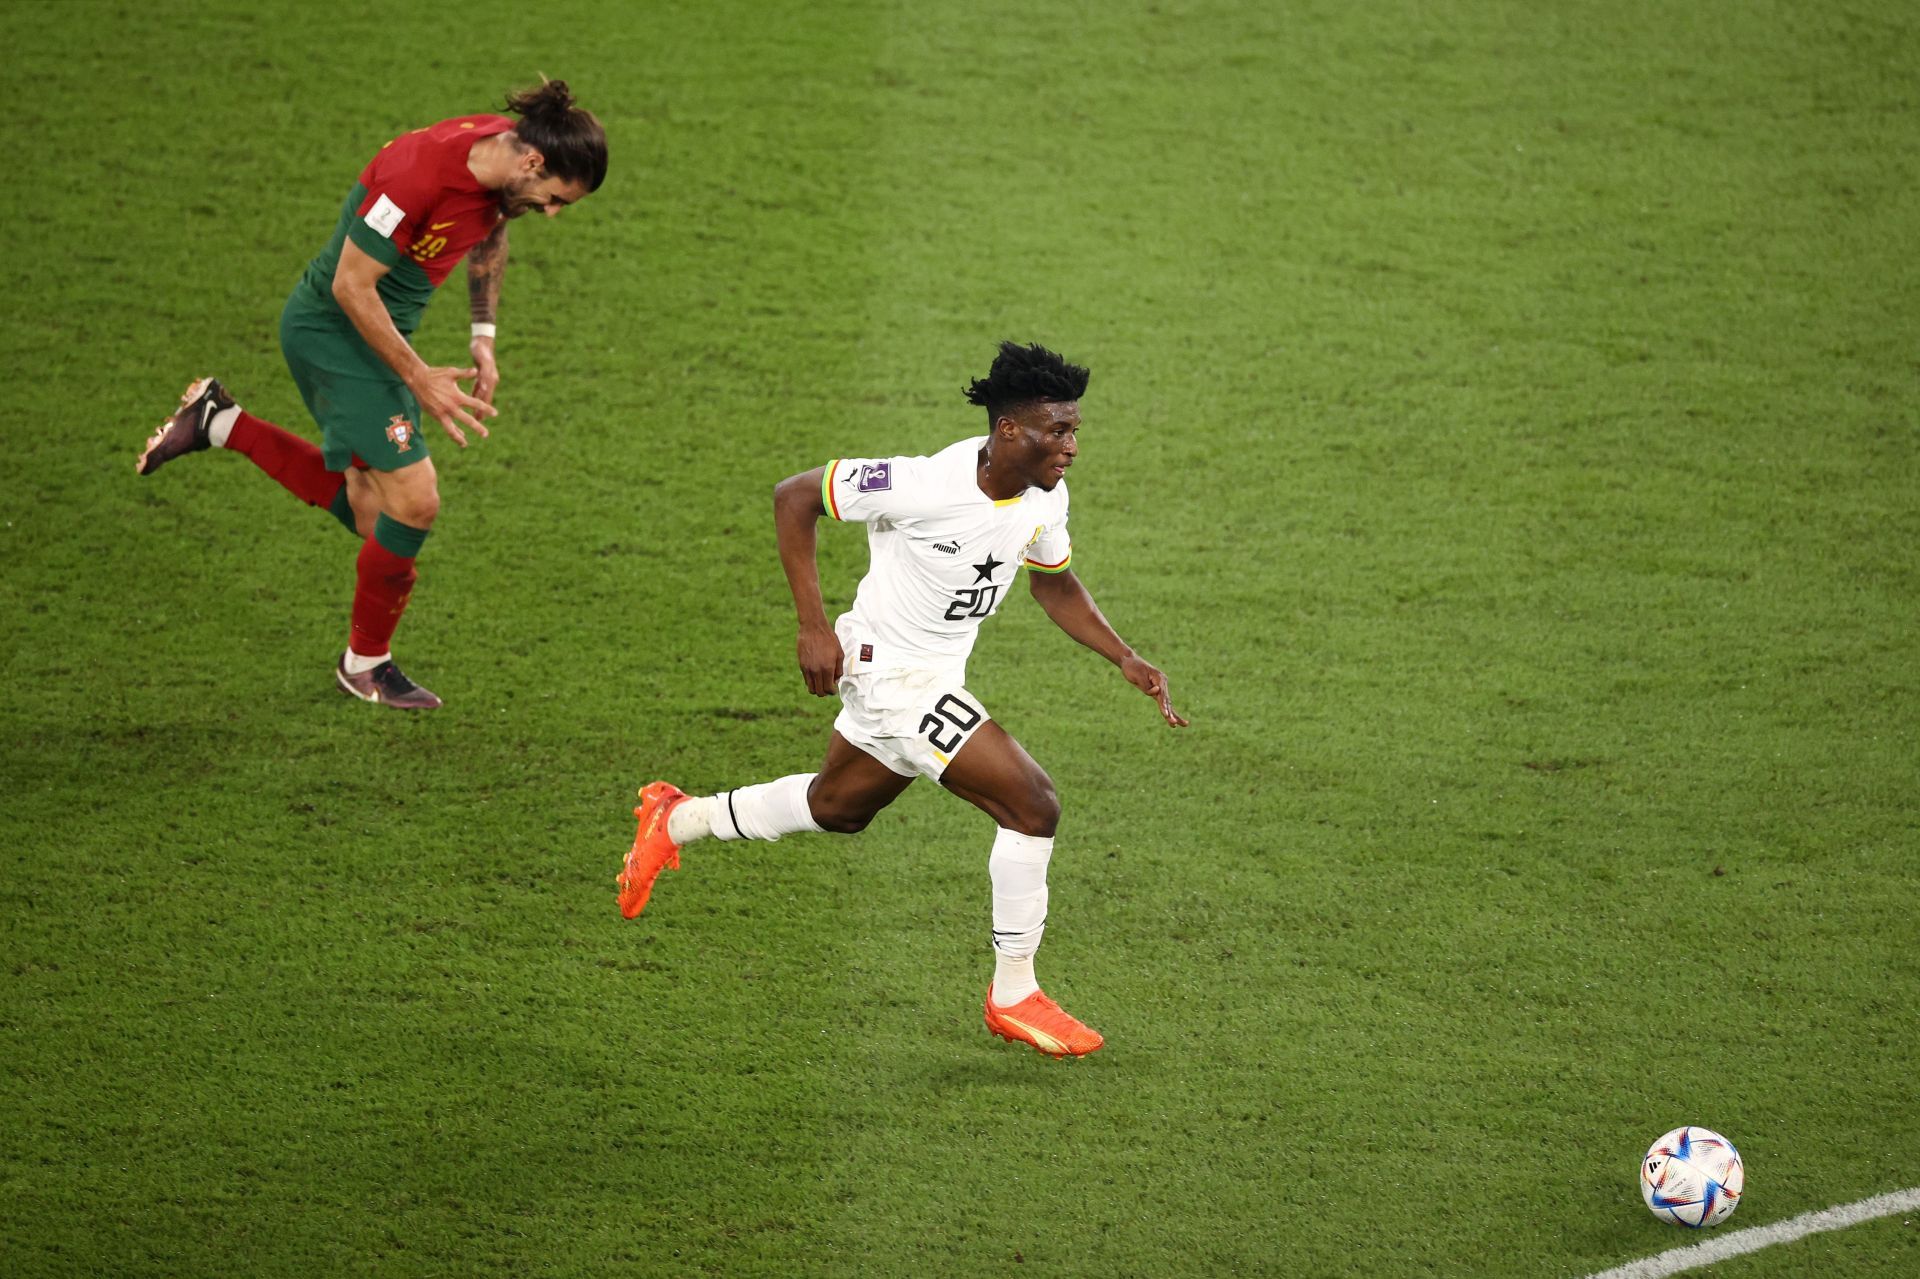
[507, 77, 577, 121]
[502, 76, 608, 192]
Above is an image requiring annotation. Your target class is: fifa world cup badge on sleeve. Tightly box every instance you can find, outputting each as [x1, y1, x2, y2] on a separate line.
[857, 462, 891, 492]
[365, 193, 406, 237]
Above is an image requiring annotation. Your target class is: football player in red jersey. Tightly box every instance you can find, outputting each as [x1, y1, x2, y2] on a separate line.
[138, 79, 607, 709]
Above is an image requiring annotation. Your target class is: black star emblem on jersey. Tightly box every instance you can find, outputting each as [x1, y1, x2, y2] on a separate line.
[971, 554, 1004, 583]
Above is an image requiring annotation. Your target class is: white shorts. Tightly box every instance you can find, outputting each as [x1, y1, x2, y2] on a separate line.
[833, 666, 992, 780]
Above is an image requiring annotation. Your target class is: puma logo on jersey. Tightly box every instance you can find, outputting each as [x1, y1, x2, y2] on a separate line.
[933, 540, 960, 554]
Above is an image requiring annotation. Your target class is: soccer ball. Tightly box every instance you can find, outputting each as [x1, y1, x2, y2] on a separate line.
[1641, 1126, 1744, 1227]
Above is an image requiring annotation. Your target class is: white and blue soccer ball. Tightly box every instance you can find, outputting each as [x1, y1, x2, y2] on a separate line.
[1641, 1125, 1744, 1227]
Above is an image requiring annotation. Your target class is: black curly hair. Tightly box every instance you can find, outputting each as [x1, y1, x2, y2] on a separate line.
[962, 341, 1090, 423]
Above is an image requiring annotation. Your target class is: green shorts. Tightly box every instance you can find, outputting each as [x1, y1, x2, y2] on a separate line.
[279, 291, 428, 472]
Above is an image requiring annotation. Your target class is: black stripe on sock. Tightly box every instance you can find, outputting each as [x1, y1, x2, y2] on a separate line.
[991, 915, 1047, 941]
[725, 788, 740, 840]
[992, 930, 1019, 939]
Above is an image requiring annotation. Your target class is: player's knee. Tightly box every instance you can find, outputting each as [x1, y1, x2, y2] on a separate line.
[1006, 780, 1060, 838]
[804, 771, 891, 834]
[815, 809, 874, 835]
[809, 797, 875, 834]
[1014, 810, 1059, 840]
[392, 488, 440, 528]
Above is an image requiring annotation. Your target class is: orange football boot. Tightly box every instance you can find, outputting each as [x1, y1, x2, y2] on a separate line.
[618, 782, 688, 919]
[983, 985, 1105, 1058]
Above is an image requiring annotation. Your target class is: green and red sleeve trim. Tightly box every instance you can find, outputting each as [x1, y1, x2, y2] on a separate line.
[822, 460, 843, 520]
[1024, 552, 1072, 574]
[345, 206, 405, 268]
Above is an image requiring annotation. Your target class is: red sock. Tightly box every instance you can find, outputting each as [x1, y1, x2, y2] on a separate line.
[227, 411, 344, 509]
[349, 537, 419, 657]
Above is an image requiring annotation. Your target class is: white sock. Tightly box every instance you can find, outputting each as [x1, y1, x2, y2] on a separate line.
[207, 404, 242, 448]
[343, 648, 389, 675]
[989, 827, 1052, 1005]
[666, 795, 715, 846]
[992, 956, 1036, 1007]
[703, 774, 824, 842]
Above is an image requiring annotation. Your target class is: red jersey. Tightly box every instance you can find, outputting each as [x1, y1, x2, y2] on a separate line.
[353, 114, 513, 286]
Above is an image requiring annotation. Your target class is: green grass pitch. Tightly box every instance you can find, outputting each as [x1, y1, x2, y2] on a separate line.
[4, 1, 1917, 1275]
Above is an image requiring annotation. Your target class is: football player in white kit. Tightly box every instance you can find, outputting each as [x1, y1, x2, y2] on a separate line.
[619, 342, 1186, 1057]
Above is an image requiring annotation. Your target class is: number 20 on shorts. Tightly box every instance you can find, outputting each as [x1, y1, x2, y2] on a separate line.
[920, 693, 982, 754]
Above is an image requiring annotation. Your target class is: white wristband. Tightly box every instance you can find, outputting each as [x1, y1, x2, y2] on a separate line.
[471, 322, 497, 339]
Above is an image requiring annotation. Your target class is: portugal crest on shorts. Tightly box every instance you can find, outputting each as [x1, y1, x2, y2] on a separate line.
[385, 415, 414, 453]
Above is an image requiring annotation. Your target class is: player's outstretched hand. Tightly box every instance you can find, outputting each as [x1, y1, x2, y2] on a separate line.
[410, 364, 498, 447]
[1122, 655, 1189, 728]
[796, 622, 845, 697]
[470, 335, 501, 407]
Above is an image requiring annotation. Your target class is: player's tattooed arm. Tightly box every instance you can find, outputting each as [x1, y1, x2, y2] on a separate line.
[1029, 569, 1188, 728]
[773, 467, 843, 696]
[467, 223, 509, 405]
[467, 222, 509, 324]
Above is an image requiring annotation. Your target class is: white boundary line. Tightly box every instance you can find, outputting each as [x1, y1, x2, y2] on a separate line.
[1584, 1187, 1920, 1278]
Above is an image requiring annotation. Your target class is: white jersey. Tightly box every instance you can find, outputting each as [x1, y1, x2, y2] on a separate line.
[824, 436, 1072, 677]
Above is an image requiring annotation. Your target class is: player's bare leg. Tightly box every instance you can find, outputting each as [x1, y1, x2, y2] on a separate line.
[944, 723, 1103, 1058]
[805, 732, 918, 832]
[339, 466, 385, 539]
[357, 457, 441, 530]
[939, 721, 1058, 838]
